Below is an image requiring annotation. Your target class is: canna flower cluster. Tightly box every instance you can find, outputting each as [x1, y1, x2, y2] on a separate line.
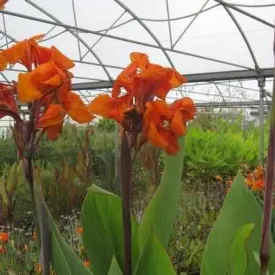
[0, 35, 195, 156]
[0, 35, 93, 156]
[0, 232, 8, 254]
[88, 52, 196, 154]
[245, 165, 264, 191]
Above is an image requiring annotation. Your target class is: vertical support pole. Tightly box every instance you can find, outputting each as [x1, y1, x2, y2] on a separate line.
[258, 78, 266, 165]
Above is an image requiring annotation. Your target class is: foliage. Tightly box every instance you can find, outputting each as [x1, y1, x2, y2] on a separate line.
[201, 173, 275, 275]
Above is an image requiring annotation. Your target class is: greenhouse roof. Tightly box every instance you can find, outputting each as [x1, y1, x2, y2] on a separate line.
[0, 0, 274, 107]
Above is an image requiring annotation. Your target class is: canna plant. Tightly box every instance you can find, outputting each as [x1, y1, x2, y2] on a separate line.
[200, 33, 275, 275]
[0, 34, 93, 274]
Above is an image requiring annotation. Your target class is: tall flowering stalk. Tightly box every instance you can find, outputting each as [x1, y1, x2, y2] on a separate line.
[0, 35, 93, 274]
[259, 34, 275, 275]
[88, 53, 196, 275]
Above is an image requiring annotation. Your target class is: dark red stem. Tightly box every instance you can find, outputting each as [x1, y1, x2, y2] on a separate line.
[259, 31, 275, 275]
[120, 131, 132, 275]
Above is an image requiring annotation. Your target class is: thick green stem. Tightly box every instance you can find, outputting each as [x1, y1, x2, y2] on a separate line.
[120, 131, 132, 275]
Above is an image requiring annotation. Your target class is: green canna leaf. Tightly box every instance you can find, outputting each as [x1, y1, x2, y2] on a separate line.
[139, 136, 185, 251]
[134, 234, 175, 275]
[229, 223, 255, 275]
[201, 173, 275, 275]
[81, 185, 139, 275]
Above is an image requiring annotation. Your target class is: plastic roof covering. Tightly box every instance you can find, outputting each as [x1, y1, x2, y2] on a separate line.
[0, 0, 274, 112]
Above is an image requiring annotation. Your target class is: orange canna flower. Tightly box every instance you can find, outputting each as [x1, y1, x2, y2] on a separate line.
[252, 179, 264, 191]
[76, 227, 83, 234]
[0, 35, 44, 71]
[142, 98, 195, 154]
[245, 173, 254, 187]
[88, 52, 194, 154]
[88, 94, 132, 124]
[254, 166, 264, 179]
[169, 98, 196, 136]
[17, 61, 69, 103]
[0, 232, 9, 242]
[83, 260, 91, 268]
[0, 83, 19, 120]
[37, 104, 65, 140]
[63, 91, 94, 123]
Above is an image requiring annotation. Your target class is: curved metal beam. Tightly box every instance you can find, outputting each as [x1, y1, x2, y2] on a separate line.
[213, 83, 226, 103]
[25, 0, 113, 82]
[40, 30, 67, 42]
[172, 0, 210, 49]
[0, 9, 254, 70]
[165, 0, 173, 48]
[221, 4, 260, 71]
[214, 0, 274, 28]
[114, 0, 176, 69]
[81, 11, 127, 61]
[232, 3, 275, 8]
[140, 4, 220, 22]
[0, 72, 10, 83]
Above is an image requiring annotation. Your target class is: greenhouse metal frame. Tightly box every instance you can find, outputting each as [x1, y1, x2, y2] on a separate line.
[0, 0, 274, 163]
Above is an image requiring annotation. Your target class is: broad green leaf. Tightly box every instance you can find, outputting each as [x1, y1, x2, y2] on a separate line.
[229, 223, 255, 275]
[201, 173, 275, 275]
[134, 234, 176, 275]
[81, 185, 139, 275]
[6, 162, 19, 195]
[139, 137, 185, 251]
[0, 179, 8, 206]
[49, 207, 93, 275]
[108, 258, 122, 275]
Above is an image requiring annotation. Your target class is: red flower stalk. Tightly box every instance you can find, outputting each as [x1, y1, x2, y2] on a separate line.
[89, 52, 196, 275]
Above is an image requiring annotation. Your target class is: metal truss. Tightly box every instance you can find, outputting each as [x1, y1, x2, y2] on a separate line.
[0, 0, 274, 107]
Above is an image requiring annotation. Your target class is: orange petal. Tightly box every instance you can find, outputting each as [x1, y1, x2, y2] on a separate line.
[18, 73, 43, 103]
[64, 92, 94, 123]
[88, 94, 131, 123]
[4, 41, 26, 65]
[51, 46, 74, 69]
[169, 97, 196, 121]
[33, 61, 59, 82]
[0, 54, 7, 70]
[41, 74, 62, 87]
[88, 94, 114, 118]
[147, 123, 169, 149]
[34, 45, 52, 65]
[144, 100, 169, 127]
[37, 104, 65, 128]
[0, 83, 17, 112]
[130, 52, 149, 70]
[0, 0, 8, 10]
[30, 34, 45, 42]
[111, 62, 137, 98]
[170, 110, 186, 136]
[45, 123, 63, 140]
